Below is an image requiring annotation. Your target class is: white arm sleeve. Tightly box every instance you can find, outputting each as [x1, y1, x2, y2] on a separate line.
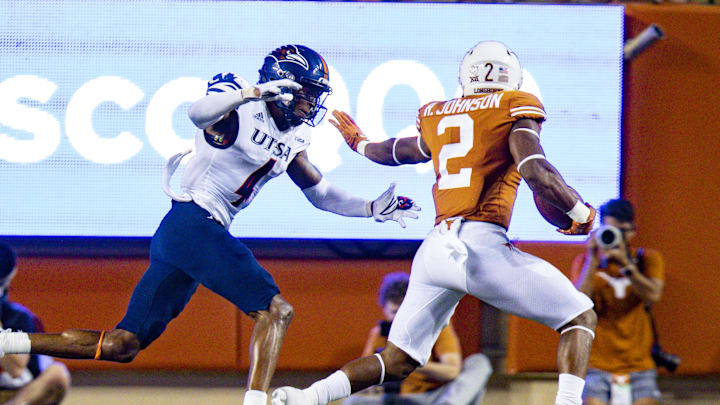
[302, 178, 372, 217]
[187, 89, 255, 129]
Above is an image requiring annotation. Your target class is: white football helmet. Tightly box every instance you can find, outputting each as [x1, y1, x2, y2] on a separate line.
[459, 41, 523, 96]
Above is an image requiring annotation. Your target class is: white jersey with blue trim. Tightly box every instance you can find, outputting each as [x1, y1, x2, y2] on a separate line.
[165, 73, 311, 228]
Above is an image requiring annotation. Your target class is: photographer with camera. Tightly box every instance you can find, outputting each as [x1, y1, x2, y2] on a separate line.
[571, 199, 668, 405]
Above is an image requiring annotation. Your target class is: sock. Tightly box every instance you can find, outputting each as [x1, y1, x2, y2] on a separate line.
[1, 332, 31, 354]
[243, 389, 267, 405]
[302, 370, 351, 405]
[555, 373, 585, 405]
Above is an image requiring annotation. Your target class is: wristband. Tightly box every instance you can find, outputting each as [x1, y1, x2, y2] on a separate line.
[357, 140, 369, 156]
[566, 200, 591, 223]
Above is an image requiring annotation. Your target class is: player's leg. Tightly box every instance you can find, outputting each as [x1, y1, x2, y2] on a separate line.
[1, 203, 204, 362]
[344, 342, 420, 392]
[557, 309, 597, 380]
[246, 294, 294, 393]
[25, 329, 140, 362]
[336, 250, 464, 394]
[5, 358, 70, 405]
[171, 207, 289, 405]
[458, 221, 595, 405]
[110, 258, 199, 360]
[270, 341, 419, 405]
[272, 235, 465, 405]
[41, 259, 199, 361]
[2, 258, 196, 363]
[555, 309, 597, 405]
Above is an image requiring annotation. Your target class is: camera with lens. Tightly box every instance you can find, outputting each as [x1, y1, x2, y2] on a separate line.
[595, 225, 623, 250]
[652, 343, 681, 373]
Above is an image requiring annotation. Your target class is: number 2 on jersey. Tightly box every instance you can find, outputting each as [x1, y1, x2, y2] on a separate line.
[437, 114, 474, 190]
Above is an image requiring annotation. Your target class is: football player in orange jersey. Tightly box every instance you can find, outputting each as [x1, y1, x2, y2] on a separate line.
[272, 41, 597, 405]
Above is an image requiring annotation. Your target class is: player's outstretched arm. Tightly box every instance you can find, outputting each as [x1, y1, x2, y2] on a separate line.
[188, 79, 302, 129]
[330, 110, 431, 166]
[287, 151, 420, 227]
[509, 118, 595, 235]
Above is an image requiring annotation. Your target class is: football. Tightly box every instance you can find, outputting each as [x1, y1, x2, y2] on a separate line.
[533, 188, 580, 230]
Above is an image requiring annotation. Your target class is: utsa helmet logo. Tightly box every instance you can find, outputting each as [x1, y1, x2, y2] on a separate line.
[274, 45, 310, 71]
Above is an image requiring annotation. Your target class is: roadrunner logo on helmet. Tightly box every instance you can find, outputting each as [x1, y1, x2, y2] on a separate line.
[459, 41, 523, 96]
[258, 45, 332, 128]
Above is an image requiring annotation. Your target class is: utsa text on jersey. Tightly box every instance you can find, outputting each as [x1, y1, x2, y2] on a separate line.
[250, 128, 293, 161]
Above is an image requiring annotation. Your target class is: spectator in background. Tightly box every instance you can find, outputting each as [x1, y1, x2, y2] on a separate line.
[571, 199, 664, 405]
[0, 242, 70, 405]
[344, 272, 491, 405]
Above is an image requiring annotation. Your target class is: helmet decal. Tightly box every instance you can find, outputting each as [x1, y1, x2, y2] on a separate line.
[459, 41, 523, 95]
[284, 53, 310, 70]
[318, 54, 330, 80]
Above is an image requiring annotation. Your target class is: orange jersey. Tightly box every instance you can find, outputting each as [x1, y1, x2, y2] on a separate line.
[417, 90, 546, 228]
[570, 248, 665, 374]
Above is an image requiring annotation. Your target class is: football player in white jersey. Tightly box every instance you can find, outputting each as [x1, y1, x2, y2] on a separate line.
[0, 45, 419, 405]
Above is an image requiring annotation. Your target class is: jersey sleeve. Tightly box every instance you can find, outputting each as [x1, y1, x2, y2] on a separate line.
[416, 102, 435, 153]
[206, 72, 245, 95]
[509, 91, 546, 122]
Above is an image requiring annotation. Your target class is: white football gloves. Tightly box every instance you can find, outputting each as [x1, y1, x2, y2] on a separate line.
[370, 183, 421, 228]
[241, 79, 301, 103]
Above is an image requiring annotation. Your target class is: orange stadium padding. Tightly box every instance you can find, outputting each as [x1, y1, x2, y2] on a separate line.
[8, 4, 720, 375]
